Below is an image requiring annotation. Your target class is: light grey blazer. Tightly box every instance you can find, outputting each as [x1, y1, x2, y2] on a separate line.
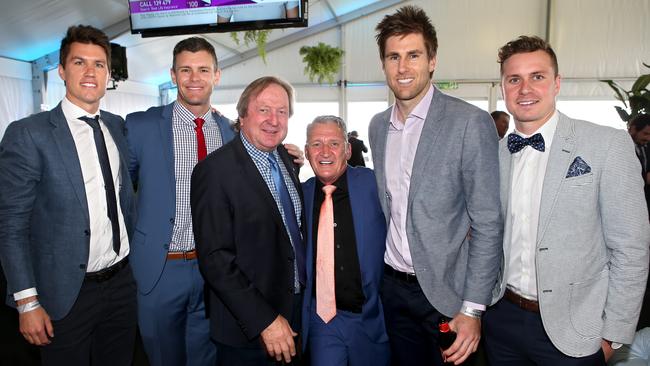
[369, 86, 503, 317]
[493, 112, 650, 356]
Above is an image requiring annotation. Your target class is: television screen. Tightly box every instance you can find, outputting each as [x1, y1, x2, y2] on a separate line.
[129, 0, 308, 37]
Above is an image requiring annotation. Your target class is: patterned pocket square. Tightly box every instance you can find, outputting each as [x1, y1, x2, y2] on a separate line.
[566, 156, 591, 178]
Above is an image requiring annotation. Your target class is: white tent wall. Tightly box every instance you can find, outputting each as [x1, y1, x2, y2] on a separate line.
[0, 58, 33, 138]
[209, 0, 648, 106]
[45, 68, 160, 119]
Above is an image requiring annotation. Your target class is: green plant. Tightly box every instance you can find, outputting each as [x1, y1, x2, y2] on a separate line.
[230, 30, 271, 63]
[299, 42, 344, 84]
[601, 62, 650, 124]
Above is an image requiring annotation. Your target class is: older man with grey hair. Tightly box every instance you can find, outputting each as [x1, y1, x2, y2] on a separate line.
[301, 115, 389, 366]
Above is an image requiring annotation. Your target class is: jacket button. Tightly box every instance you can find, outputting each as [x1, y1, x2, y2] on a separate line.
[164, 244, 169, 250]
[84, 230, 90, 236]
[169, 218, 175, 224]
[79, 264, 86, 269]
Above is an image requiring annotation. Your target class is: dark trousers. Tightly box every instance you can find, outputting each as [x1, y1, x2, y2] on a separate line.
[483, 298, 605, 366]
[40, 262, 138, 366]
[216, 293, 303, 366]
[380, 272, 445, 366]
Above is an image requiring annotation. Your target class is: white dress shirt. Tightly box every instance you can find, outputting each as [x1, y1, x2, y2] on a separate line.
[14, 97, 130, 301]
[384, 84, 433, 273]
[506, 111, 559, 300]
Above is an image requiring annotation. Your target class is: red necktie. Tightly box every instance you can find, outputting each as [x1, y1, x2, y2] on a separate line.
[316, 185, 337, 323]
[194, 117, 207, 161]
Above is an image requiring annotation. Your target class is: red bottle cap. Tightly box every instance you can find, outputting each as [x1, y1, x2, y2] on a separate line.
[439, 321, 451, 333]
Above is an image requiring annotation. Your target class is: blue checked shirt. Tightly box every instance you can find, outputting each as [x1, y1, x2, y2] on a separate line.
[241, 133, 302, 292]
[169, 102, 223, 252]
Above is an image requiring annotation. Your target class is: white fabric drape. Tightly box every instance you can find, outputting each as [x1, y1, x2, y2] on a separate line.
[0, 75, 34, 138]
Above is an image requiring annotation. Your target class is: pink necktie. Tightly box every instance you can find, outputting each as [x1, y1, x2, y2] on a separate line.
[316, 185, 337, 323]
[194, 117, 207, 161]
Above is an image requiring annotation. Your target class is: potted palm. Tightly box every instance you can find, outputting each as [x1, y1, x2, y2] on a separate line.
[601, 63, 650, 124]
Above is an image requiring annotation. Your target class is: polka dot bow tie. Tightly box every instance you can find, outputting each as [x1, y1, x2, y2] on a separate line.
[507, 133, 545, 154]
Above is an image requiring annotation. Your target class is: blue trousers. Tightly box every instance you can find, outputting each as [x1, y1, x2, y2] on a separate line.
[308, 302, 389, 366]
[137, 258, 215, 366]
[484, 298, 605, 366]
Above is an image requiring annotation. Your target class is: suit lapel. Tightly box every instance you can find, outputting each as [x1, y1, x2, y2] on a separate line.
[408, 86, 444, 201]
[499, 141, 512, 216]
[233, 136, 286, 230]
[49, 104, 89, 223]
[373, 108, 391, 222]
[537, 113, 575, 245]
[303, 179, 315, 283]
[158, 104, 176, 192]
[347, 168, 367, 274]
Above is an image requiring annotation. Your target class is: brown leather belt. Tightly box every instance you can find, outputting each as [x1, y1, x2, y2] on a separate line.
[504, 288, 539, 313]
[166, 250, 197, 260]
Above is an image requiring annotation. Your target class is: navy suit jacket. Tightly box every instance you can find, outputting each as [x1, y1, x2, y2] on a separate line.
[125, 103, 235, 294]
[191, 135, 305, 346]
[0, 103, 136, 320]
[301, 167, 388, 349]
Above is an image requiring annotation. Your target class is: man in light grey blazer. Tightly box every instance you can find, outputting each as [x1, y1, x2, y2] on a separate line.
[369, 6, 503, 365]
[484, 35, 650, 365]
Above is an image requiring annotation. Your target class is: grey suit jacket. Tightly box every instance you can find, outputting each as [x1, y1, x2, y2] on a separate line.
[0, 103, 136, 320]
[494, 112, 650, 356]
[369, 86, 503, 317]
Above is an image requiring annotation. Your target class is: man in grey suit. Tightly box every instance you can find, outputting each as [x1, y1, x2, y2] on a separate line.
[484, 35, 650, 365]
[0, 25, 137, 365]
[369, 6, 502, 365]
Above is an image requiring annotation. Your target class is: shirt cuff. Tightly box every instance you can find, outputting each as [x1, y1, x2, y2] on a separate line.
[462, 301, 486, 312]
[13, 288, 38, 302]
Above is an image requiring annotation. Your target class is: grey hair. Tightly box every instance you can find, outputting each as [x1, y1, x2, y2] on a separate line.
[306, 115, 348, 143]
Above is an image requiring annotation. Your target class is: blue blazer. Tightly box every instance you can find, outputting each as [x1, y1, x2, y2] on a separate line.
[0, 103, 136, 320]
[301, 167, 389, 349]
[125, 103, 235, 294]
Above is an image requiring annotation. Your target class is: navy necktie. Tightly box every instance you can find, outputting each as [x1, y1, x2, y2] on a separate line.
[268, 153, 306, 286]
[79, 116, 121, 255]
[507, 133, 545, 154]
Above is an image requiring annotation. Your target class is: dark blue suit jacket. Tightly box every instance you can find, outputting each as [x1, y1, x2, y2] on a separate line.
[0, 103, 136, 320]
[301, 166, 388, 349]
[125, 103, 235, 294]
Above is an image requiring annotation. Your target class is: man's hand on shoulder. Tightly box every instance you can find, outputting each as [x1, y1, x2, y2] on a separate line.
[443, 313, 481, 365]
[17, 296, 53, 346]
[284, 143, 305, 167]
[260, 315, 297, 363]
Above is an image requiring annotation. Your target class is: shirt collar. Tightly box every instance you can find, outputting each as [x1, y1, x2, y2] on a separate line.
[514, 110, 559, 149]
[241, 131, 277, 166]
[389, 83, 434, 129]
[173, 101, 214, 127]
[61, 96, 99, 121]
[315, 169, 348, 193]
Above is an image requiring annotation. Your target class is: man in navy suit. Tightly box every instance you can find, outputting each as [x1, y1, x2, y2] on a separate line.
[302, 115, 389, 366]
[125, 37, 234, 366]
[0, 25, 137, 365]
